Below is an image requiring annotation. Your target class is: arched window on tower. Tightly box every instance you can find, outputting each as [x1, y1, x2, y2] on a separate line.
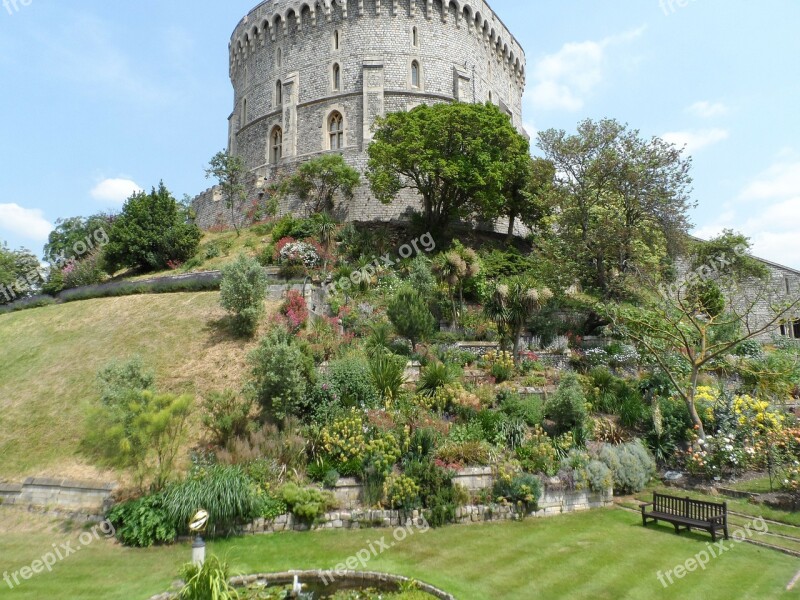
[411, 61, 420, 88]
[270, 126, 283, 163]
[275, 80, 283, 106]
[328, 112, 344, 150]
[332, 63, 341, 91]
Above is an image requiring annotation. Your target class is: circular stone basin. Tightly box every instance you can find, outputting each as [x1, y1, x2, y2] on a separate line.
[231, 571, 454, 599]
[150, 570, 454, 600]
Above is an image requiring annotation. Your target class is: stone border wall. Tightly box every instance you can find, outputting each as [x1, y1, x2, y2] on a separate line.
[245, 487, 613, 535]
[0, 478, 115, 513]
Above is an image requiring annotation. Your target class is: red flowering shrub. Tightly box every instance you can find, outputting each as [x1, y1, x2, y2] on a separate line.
[280, 290, 308, 334]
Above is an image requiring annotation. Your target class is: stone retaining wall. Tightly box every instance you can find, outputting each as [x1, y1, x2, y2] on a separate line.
[245, 487, 613, 535]
[0, 478, 115, 513]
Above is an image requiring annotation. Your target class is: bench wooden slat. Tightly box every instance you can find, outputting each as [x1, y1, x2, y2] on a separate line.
[641, 492, 728, 542]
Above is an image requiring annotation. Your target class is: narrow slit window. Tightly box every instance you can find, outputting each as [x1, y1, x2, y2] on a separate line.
[276, 80, 283, 105]
[332, 63, 341, 91]
[271, 127, 283, 163]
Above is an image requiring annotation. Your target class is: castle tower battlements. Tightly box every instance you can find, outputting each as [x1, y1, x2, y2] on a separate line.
[192, 0, 527, 229]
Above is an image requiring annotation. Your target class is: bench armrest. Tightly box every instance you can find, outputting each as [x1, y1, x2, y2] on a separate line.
[708, 514, 726, 522]
[640, 502, 653, 510]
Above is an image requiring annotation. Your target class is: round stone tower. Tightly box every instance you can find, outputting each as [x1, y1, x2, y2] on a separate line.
[193, 0, 527, 228]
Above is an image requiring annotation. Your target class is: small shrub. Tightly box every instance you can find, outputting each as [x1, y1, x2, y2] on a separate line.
[163, 465, 261, 536]
[573, 456, 614, 493]
[179, 554, 238, 600]
[202, 390, 254, 448]
[547, 373, 588, 434]
[62, 252, 107, 289]
[370, 352, 408, 403]
[387, 286, 437, 351]
[325, 354, 381, 410]
[383, 474, 420, 509]
[279, 289, 308, 334]
[248, 328, 310, 421]
[107, 494, 176, 548]
[499, 393, 544, 427]
[280, 483, 336, 522]
[417, 362, 461, 398]
[516, 426, 558, 476]
[493, 473, 542, 514]
[404, 460, 459, 527]
[596, 440, 656, 494]
[435, 440, 493, 467]
[220, 254, 268, 337]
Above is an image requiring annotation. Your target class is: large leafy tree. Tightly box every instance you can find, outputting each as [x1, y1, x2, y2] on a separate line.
[601, 233, 799, 439]
[497, 156, 556, 241]
[0, 244, 43, 303]
[538, 118, 695, 297]
[43, 213, 113, 265]
[104, 182, 201, 273]
[280, 154, 360, 216]
[205, 151, 250, 235]
[367, 102, 530, 231]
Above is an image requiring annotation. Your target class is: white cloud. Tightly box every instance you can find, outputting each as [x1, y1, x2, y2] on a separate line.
[662, 129, 730, 153]
[694, 157, 800, 268]
[523, 121, 538, 143]
[90, 178, 143, 204]
[0, 204, 53, 242]
[738, 160, 800, 202]
[687, 101, 729, 118]
[527, 27, 645, 111]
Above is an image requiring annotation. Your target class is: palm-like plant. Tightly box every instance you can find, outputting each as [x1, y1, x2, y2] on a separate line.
[485, 277, 553, 363]
[432, 243, 481, 325]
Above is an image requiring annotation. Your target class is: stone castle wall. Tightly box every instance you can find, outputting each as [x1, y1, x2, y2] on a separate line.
[193, 0, 527, 229]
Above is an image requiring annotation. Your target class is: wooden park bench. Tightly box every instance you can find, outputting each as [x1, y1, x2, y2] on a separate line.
[640, 492, 729, 542]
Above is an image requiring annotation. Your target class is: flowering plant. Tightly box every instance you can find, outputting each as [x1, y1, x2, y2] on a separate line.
[279, 290, 308, 334]
[275, 237, 320, 268]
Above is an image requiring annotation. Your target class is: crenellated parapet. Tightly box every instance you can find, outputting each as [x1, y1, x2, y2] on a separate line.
[228, 0, 526, 86]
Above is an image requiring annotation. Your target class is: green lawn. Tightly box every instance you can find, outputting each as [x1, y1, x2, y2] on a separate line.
[728, 475, 781, 495]
[0, 508, 798, 600]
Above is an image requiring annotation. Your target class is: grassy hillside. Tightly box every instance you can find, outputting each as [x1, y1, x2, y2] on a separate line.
[0, 292, 275, 480]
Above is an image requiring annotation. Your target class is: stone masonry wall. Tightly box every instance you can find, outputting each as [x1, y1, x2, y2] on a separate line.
[245, 486, 613, 535]
[193, 0, 527, 230]
[0, 478, 115, 513]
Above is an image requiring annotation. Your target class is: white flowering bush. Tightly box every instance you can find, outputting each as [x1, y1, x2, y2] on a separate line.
[584, 348, 609, 367]
[685, 433, 748, 478]
[609, 344, 640, 368]
[279, 241, 320, 268]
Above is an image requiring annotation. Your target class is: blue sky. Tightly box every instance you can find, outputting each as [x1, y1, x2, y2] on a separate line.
[1, 0, 799, 266]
